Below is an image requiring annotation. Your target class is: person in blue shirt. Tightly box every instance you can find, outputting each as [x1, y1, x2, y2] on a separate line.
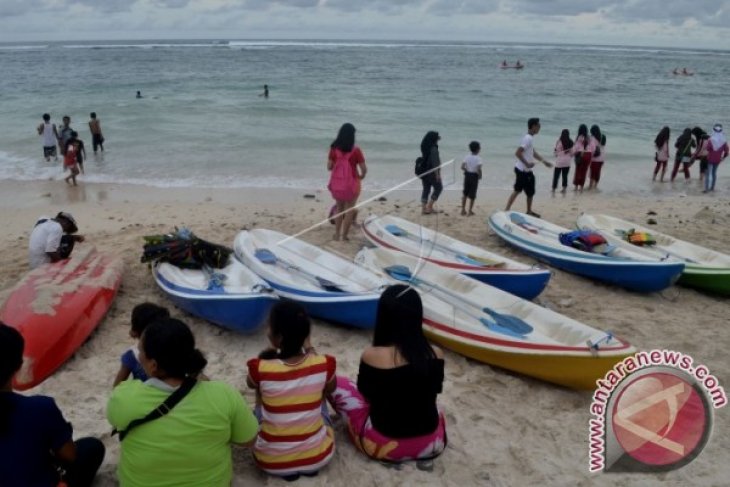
[0, 322, 105, 486]
[113, 302, 170, 387]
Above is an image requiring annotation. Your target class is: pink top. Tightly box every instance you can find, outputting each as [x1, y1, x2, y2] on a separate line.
[591, 136, 604, 163]
[572, 135, 596, 156]
[553, 140, 572, 168]
[655, 141, 669, 162]
[707, 141, 729, 165]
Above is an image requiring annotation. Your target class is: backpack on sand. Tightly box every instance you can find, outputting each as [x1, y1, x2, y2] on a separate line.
[328, 149, 358, 202]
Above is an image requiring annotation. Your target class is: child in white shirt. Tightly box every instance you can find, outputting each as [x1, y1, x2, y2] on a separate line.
[461, 141, 483, 216]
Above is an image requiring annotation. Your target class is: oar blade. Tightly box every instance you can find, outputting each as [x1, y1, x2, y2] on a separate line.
[483, 308, 533, 335]
[479, 318, 525, 339]
[254, 248, 277, 264]
[383, 264, 413, 282]
[384, 224, 408, 237]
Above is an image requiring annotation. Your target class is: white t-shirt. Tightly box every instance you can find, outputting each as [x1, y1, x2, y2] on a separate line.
[41, 122, 57, 147]
[514, 134, 535, 172]
[463, 154, 482, 173]
[28, 218, 63, 269]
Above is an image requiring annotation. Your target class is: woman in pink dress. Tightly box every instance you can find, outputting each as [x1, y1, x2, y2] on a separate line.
[327, 123, 367, 241]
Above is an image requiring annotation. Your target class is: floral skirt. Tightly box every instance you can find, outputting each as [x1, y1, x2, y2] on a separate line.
[330, 376, 446, 462]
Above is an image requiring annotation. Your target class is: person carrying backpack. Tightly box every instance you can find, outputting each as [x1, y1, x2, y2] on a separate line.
[327, 123, 367, 241]
[419, 131, 443, 214]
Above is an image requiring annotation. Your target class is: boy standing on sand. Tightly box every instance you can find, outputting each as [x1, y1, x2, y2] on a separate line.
[505, 118, 553, 218]
[37, 113, 59, 161]
[88, 112, 104, 154]
[461, 141, 483, 216]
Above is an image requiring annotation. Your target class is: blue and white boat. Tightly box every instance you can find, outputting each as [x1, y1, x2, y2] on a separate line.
[153, 258, 278, 333]
[488, 211, 685, 293]
[234, 229, 388, 329]
[362, 214, 550, 299]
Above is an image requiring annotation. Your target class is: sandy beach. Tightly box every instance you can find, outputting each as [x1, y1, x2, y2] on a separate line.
[1, 179, 729, 486]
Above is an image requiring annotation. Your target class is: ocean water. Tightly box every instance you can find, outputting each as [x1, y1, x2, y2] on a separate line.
[0, 39, 728, 195]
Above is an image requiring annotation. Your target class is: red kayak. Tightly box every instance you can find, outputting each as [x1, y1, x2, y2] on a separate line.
[0, 245, 123, 390]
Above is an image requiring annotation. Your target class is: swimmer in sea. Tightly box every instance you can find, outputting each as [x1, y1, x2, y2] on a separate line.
[136, 90, 143, 99]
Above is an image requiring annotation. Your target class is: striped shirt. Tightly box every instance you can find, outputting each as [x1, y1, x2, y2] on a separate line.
[247, 354, 336, 475]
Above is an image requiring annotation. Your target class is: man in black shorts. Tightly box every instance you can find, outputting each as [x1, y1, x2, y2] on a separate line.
[504, 118, 553, 218]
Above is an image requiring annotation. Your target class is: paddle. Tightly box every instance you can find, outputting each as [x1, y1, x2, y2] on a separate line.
[384, 224, 503, 267]
[203, 265, 226, 291]
[254, 248, 345, 292]
[383, 264, 533, 338]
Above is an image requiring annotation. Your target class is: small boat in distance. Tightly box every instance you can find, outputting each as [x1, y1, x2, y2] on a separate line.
[500, 60, 524, 69]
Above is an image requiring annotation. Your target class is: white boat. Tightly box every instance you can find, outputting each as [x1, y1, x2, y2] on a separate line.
[576, 213, 730, 295]
[234, 229, 388, 329]
[153, 258, 277, 333]
[354, 247, 635, 390]
[362, 214, 550, 299]
[488, 211, 685, 293]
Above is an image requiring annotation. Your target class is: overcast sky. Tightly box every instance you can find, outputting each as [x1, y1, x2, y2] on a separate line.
[1, 0, 728, 49]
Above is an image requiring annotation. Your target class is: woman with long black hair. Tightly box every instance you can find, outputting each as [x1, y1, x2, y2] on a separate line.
[571, 124, 594, 191]
[330, 285, 447, 468]
[552, 129, 574, 193]
[653, 126, 671, 182]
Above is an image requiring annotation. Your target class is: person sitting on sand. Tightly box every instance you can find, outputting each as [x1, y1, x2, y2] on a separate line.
[107, 318, 258, 486]
[247, 301, 336, 481]
[0, 322, 105, 487]
[28, 212, 84, 269]
[112, 303, 170, 387]
[330, 285, 447, 469]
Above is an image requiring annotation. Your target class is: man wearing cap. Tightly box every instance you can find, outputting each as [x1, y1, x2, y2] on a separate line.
[28, 212, 85, 269]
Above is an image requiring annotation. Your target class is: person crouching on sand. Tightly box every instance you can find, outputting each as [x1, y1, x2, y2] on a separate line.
[28, 212, 84, 269]
[247, 301, 336, 481]
[505, 117, 553, 217]
[329, 285, 447, 470]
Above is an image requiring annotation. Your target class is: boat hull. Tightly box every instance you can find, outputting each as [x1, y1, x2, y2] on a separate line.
[153, 266, 277, 333]
[0, 246, 123, 390]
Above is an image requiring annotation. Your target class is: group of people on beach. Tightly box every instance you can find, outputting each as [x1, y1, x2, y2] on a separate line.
[37, 113, 104, 186]
[1, 283, 446, 485]
[653, 124, 728, 192]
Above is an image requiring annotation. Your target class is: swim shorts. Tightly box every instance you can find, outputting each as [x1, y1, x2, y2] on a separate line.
[513, 168, 535, 197]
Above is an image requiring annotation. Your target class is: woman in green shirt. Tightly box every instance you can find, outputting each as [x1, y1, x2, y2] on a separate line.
[107, 318, 258, 487]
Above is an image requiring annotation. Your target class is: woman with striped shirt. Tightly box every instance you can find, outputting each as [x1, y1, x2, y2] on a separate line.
[246, 301, 336, 481]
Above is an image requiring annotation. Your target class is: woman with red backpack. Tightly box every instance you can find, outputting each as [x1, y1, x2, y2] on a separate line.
[327, 123, 367, 241]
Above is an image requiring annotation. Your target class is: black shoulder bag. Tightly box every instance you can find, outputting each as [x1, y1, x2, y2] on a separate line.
[113, 378, 197, 441]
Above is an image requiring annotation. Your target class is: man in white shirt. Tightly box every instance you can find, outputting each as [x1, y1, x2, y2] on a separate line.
[28, 212, 85, 269]
[504, 118, 553, 218]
